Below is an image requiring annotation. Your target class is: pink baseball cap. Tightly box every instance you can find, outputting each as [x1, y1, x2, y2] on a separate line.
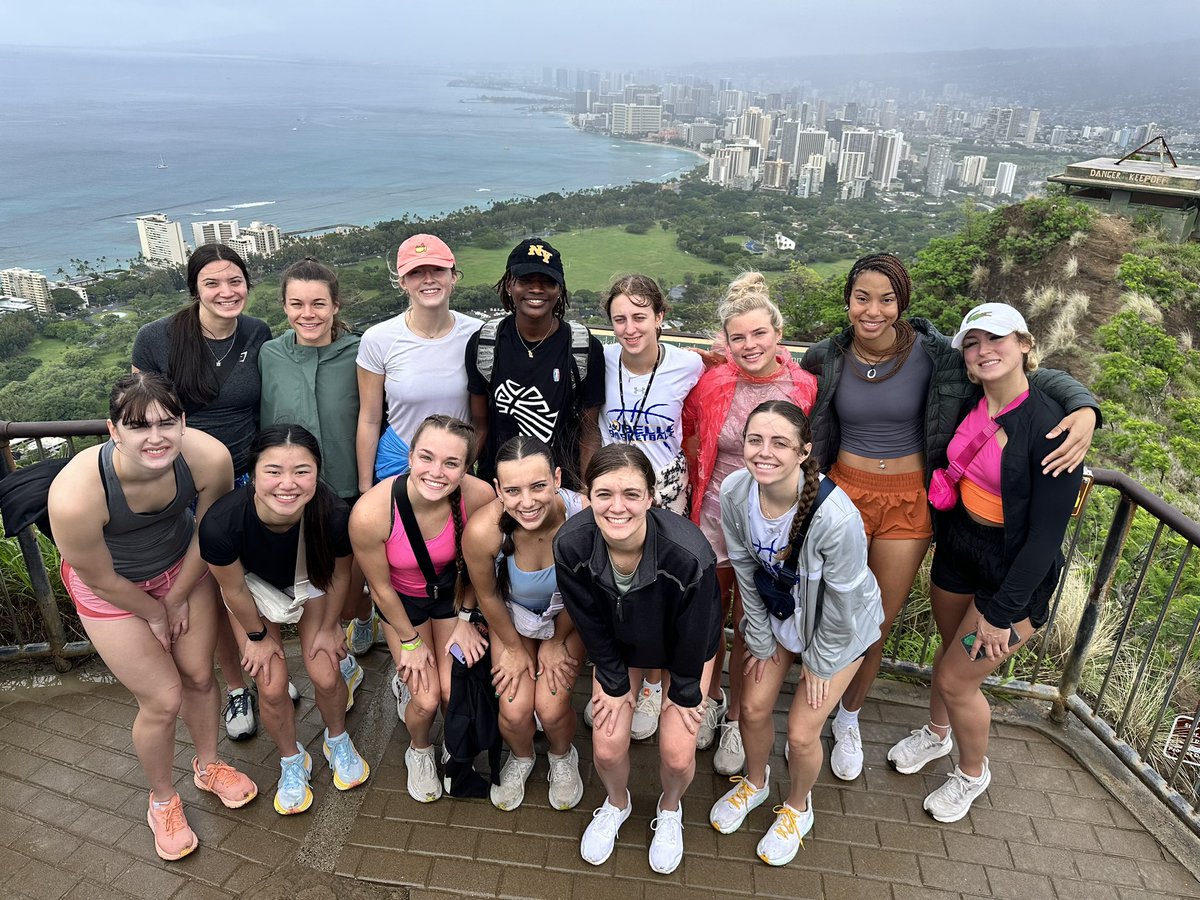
[396, 234, 456, 278]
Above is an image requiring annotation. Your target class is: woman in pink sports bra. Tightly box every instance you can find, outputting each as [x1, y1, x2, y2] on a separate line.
[349, 415, 495, 804]
[887, 303, 1084, 825]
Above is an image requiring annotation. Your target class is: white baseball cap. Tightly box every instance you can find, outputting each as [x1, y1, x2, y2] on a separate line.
[951, 302, 1029, 349]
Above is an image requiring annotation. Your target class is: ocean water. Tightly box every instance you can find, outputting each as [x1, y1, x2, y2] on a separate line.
[0, 47, 699, 274]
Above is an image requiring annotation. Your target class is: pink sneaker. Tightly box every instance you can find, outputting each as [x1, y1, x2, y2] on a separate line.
[193, 757, 258, 809]
[147, 793, 197, 860]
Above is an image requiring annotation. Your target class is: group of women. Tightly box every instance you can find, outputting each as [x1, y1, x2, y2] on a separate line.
[45, 234, 1097, 873]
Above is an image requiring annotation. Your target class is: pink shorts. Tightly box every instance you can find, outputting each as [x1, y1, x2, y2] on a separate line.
[62, 556, 208, 621]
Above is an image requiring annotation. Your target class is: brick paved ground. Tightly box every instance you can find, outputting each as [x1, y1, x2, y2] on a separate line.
[0, 643, 1197, 900]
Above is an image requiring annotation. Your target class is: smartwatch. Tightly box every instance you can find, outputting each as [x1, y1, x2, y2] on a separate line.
[246, 621, 269, 642]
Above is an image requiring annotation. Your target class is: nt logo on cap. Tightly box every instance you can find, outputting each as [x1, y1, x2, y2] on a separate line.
[527, 244, 553, 264]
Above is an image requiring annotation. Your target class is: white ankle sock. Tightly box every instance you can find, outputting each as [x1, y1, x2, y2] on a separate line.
[835, 703, 859, 729]
[642, 678, 662, 694]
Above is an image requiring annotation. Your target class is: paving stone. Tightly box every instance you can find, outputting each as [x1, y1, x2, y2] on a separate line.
[1048, 790, 1117, 824]
[892, 887, 958, 900]
[497, 864, 576, 900]
[821, 872, 895, 899]
[1136, 858, 1200, 897]
[807, 810, 879, 846]
[171, 882, 236, 900]
[984, 866, 1056, 899]
[217, 823, 297, 867]
[0, 722, 54, 751]
[475, 832, 549, 868]
[27, 760, 89, 794]
[985, 783, 1054, 817]
[841, 788, 908, 823]
[752, 864, 825, 899]
[850, 845, 922, 883]
[918, 856, 989, 893]
[1053, 877, 1121, 900]
[967, 807, 1038, 841]
[681, 854, 755, 893]
[570, 873, 645, 899]
[61, 881, 138, 900]
[1119, 889, 1198, 900]
[347, 818, 411, 851]
[426, 856, 502, 896]
[63, 840, 134, 883]
[65, 807, 134, 847]
[0, 845, 31, 878]
[356, 847, 432, 887]
[409, 822, 478, 859]
[876, 820, 946, 855]
[1069, 850, 1149, 887]
[1030, 816, 1100, 851]
[942, 830, 1012, 867]
[1093, 825, 1166, 861]
[21, 789, 88, 829]
[110, 858, 186, 900]
[1003, 840, 1077, 877]
[9, 857, 81, 900]
[9, 818, 82, 865]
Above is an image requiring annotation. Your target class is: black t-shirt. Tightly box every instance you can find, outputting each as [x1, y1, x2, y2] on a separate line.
[199, 486, 352, 589]
[466, 317, 604, 489]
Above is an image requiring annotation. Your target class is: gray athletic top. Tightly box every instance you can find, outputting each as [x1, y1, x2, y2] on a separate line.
[834, 334, 932, 458]
[100, 441, 196, 581]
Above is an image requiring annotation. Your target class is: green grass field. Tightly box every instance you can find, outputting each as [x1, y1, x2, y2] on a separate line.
[24, 337, 126, 368]
[451, 226, 727, 291]
[807, 258, 858, 279]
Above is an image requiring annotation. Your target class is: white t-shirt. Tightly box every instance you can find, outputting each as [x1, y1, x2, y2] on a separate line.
[599, 342, 704, 472]
[356, 311, 483, 447]
[746, 481, 807, 655]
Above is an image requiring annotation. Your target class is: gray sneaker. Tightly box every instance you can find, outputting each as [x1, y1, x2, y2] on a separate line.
[696, 689, 727, 751]
[490, 752, 536, 811]
[391, 671, 412, 724]
[923, 759, 991, 823]
[887, 724, 952, 775]
[713, 719, 745, 775]
[224, 688, 257, 741]
[547, 746, 584, 810]
[630, 686, 662, 740]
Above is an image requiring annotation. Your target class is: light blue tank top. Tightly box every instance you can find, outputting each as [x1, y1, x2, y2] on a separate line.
[503, 489, 584, 613]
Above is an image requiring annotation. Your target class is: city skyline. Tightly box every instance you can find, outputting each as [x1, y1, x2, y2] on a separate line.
[6, 0, 1200, 65]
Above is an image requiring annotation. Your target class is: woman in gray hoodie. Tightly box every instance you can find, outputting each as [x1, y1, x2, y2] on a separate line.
[710, 400, 883, 867]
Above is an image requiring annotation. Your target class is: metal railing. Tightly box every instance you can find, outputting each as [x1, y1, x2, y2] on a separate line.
[2, 417, 1199, 837]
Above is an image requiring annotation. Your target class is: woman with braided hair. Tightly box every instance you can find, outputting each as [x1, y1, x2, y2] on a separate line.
[463, 435, 587, 812]
[709, 400, 882, 867]
[801, 253, 1099, 781]
[349, 415, 496, 803]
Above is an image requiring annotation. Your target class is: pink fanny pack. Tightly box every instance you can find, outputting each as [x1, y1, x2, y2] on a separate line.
[928, 421, 1000, 512]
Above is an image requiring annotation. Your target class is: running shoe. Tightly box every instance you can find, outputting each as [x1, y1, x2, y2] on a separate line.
[224, 687, 256, 741]
[323, 729, 370, 790]
[146, 793, 197, 861]
[274, 744, 314, 815]
[192, 757, 257, 809]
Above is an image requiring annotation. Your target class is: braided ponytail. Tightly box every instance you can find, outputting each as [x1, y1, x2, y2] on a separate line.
[449, 485, 468, 611]
[494, 509, 519, 601]
[777, 455, 821, 564]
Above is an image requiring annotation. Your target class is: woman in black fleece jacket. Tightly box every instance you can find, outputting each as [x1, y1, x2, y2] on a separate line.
[554, 444, 721, 875]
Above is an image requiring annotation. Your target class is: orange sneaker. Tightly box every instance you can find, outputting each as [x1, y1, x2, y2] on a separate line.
[193, 757, 258, 809]
[147, 793, 197, 860]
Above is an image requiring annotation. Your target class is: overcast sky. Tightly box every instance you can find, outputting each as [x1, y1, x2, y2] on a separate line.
[6, 0, 1199, 65]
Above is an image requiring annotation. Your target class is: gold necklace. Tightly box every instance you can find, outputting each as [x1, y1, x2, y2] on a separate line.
[406, 310, 451, 340]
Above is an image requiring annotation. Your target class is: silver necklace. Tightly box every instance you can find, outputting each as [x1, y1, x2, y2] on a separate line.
[203, 318, 239, 367]
[516, 323, 553, 358]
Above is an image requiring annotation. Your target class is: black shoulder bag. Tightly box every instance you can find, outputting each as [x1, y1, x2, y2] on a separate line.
[752, 476, 838, 623]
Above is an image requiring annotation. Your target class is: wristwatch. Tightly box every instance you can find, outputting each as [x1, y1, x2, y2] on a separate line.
[246, 621, 269, 642]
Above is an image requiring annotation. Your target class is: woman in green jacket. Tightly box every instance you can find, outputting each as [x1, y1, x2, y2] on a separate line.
[259, 256, 366, 699]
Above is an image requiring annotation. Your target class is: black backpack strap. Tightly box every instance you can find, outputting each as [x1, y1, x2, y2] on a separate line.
[391, 475, 446, 601]
[774, 475, 838, 584]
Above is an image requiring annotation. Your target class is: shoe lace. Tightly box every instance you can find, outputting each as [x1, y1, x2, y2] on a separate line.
[839, 723, 862, 752]
[718, 721, 743, 755]
[770, 804, 805, 848]
[651, 810, 682, 844]
[412, 748, 438, 784]
[155, 796, 186, 836]
[723, 775, 759, 810]
[702, 699, 724, 731]
[280, 755, 309, 794]
[634, 689, 659, 717]
[226, 690, 251, 721]
[198, 760, 239, 791]
[350, 618, 373, 647]
[329, 737, 358, 774]
[548, 753, 576, 784]
[592, 801, 626, 832]
[939, 769, 973, 803]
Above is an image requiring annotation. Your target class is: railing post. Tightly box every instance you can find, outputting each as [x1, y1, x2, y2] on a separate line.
[1052, 493, 1137, 723]
[0, 437, 72, 673]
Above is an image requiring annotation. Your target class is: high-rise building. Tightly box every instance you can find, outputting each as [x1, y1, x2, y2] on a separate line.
[960, 155, 988, 187]
[611, 103, 663, 135]
[1050, 126, 1070, 147]
[839, 129, 876, 178]
[838, 151, 867, 183]
[873, 130, 904, 190]
[136, 214, 188, 266]
[1024, 108, 1040, 146]
[994, 161, 1018, 196]
[880, 99, 898, 130]
[241, 222, 283, 256]
[985, 107, 1015, 143]
[0, 268, 53, 316]
[761, 159, 791, 192]
[796, 163, 823, 198]
[192, 220, 239, 247]
[931, 103, 949, 136]
[925, 143, 953, 198]
[686, 122, 718, 146]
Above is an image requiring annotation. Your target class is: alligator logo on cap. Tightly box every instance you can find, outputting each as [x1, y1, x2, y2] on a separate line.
[414, 244, 428, 254]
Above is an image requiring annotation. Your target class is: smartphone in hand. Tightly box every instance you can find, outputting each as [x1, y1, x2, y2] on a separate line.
[449, 643, 466, 664]
[961, 627, 1021, 660]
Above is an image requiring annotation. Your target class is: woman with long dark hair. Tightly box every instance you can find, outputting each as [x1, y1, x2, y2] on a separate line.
[463, 435, 586, 812]
[349, 415, 496, 803]
[554, 444, 722, 874]
[49, 373, 257, 861]
[710, 400, 881, 866]
[132, 242, 273, 741]
[887, 304, 1083, 822]
[801, 254, 1098, 782]
[201, 425, 369, 816]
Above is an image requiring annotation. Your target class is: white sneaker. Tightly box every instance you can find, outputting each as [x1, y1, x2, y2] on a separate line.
[345, 614, 381, 656]
[288, 681, 300, 703]
[649, 797, 684, 874]
[696, 690, 727, 751]
[756, 796, 813, 867]
[580, 792, 632, 865]
[490, 752, 536, 811]
[709, 768, 771, 834]
[224, 688, 257, 741]
[630, 686, 662, 741]
[887, 724, 953, 775]
[340, 655, 363, 712]
[582, 699, 594, 728]
[830, 719, 863, 781]
[547, 746, 584, 811]
[713, 719, 745, 775]
[923, 760, 991, 823]
[405, 744, 442, 803]
[391, 671, 412, 724]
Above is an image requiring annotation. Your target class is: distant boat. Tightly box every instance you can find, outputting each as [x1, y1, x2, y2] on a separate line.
[157, 156, 168, 169]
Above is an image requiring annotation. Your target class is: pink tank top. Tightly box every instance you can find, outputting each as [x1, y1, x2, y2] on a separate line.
[384, 498, 465, 596]
[950, 391, 1029, 496]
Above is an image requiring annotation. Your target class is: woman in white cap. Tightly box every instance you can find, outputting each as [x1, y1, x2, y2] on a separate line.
[886, 302, 1083, 823]
[353, 235, 483, 710]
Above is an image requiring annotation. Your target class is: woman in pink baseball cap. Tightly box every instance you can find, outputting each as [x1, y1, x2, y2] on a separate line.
[352, 235, 484, 716]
